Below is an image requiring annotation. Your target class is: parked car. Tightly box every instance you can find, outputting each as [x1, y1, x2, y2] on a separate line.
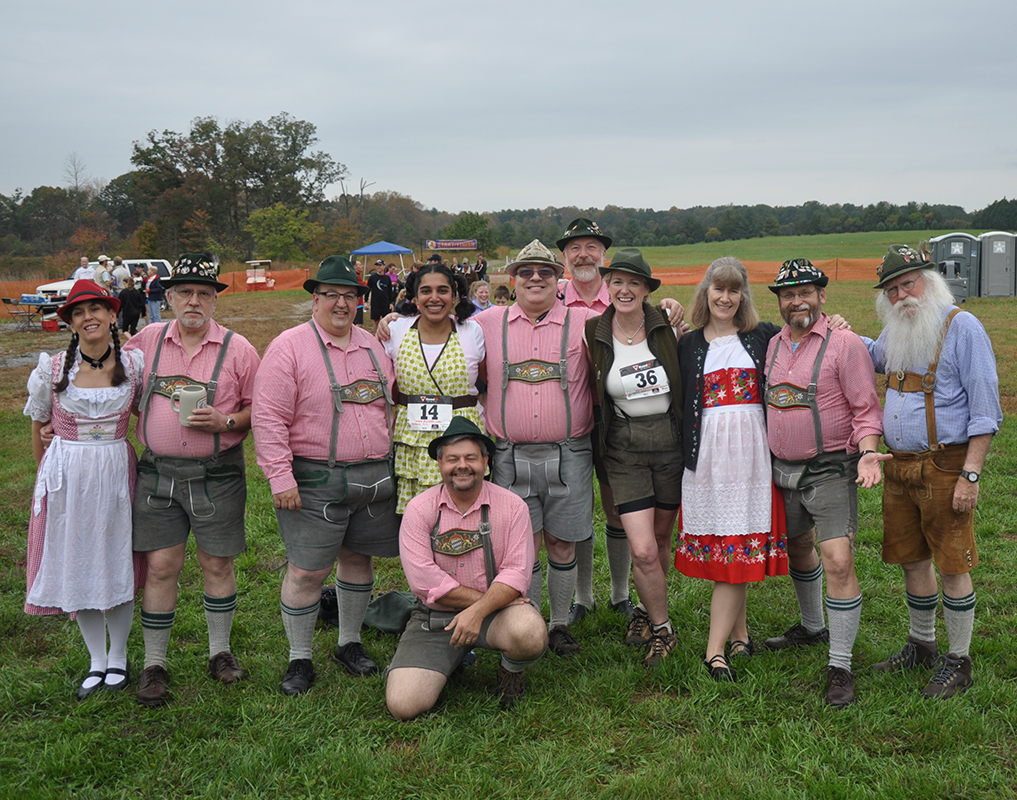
[37, 259, 173, 308]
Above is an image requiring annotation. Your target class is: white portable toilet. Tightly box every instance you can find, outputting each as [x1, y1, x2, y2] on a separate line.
[929, 232, 979, 302]
[977, 231, 1015, 297]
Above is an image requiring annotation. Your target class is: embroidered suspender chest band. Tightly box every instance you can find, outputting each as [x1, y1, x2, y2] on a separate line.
[765, 332, 832, 456]
[501, 309, 572, 440]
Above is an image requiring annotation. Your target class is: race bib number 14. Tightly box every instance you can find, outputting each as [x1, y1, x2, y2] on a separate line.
[407, 395, 454, 431]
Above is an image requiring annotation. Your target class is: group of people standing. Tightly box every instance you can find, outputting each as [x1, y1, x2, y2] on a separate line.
[24, 222, 1001, 716]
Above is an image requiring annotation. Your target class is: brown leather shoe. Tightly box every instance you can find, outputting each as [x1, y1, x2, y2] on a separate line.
[547, 625, 580, 656]
[922, 653, 973, 699]
[624, 606, 652, 647]
[826, 666, 856, 707]
[137, 665, 170, 707]
[209, 651, 246, 684]
[495, 665, 526, 709]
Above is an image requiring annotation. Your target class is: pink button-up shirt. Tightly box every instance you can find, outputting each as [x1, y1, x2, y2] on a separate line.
[765, 314, 882, 461]
[563, 279, 611, 314]
[474, 302, 594, 442]
[252, 319, 396, 494]
[124, 320, 260, 458]
[400, 481, 534, 611]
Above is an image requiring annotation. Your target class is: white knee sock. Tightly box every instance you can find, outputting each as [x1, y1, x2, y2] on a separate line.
[76, 609, 107, 687]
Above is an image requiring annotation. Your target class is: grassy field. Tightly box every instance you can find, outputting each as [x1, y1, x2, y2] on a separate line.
[0, 279, 1014, 800]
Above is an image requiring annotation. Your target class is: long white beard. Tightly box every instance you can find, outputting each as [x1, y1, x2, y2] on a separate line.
[876, 274, 955, 373]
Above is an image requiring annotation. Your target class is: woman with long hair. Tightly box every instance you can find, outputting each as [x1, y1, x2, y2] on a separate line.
[675, 257, 788, 681]
[382, 263, 487, 513]
[24, 280, 146, 699]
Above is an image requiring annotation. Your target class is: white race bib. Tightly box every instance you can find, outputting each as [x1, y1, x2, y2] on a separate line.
[407, 394, 455, 431]
[619, 359, 669, 400]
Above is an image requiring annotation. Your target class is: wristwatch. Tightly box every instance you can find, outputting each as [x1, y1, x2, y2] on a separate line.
[960, 469, 979, 483]
[225, 415, 236, 431]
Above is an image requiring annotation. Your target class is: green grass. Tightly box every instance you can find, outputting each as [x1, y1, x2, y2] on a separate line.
[1, 278, 1015, 800]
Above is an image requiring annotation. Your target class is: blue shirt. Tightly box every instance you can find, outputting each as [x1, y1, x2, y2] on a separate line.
[866, 307, 1002, 452]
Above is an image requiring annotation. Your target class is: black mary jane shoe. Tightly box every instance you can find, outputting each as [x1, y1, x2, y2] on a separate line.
[77, 671, 107, 700]
[103, 665, 130, 692]
[705, 654, 737, 682]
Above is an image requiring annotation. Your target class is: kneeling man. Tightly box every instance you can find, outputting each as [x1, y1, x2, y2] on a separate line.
[386, 418, 548, 719]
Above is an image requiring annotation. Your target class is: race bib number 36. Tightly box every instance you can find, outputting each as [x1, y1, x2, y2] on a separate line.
[619, 359, 669, 400]
[408, 395, 454, 431]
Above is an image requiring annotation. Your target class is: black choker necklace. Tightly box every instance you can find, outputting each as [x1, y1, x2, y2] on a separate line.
[80, 346, 112, 370]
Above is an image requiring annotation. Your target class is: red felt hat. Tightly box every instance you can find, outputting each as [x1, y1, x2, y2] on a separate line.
[57, 279, 120, 323]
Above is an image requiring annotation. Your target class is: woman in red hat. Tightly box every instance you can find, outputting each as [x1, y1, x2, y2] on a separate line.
[23, 280, 146, 699]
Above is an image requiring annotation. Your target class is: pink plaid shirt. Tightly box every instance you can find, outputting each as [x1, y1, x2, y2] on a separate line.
[252, 320, 395, 494]
[563, 279, 611, 314]
[400, 481, 534, 611]
[124, 320, 260, 458]
[474, 302, 595, 442]
[765, 315, 882, 461]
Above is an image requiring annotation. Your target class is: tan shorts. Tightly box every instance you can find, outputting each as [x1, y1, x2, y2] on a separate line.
[882, 444, 977, 575]
[604, 411, 683, 509]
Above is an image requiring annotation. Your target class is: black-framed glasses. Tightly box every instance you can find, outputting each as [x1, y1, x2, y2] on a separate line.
[316, 290, 359, 304]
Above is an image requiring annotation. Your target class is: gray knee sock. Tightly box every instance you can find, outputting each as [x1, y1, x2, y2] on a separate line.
[281, 600, 319, 661]
[547, 557, 577, 629]
[527, 561, 543, 612]
[605, 524, 632, 605]
[574, 534, 596, 608]
[826, 594, 861, 671]
[337, 580, 373, 647]
[141, 609, 174, 669]
[906, 591, 939, 643]
[943, 591, 976, 656]
[790, 563, 826, 633]
[204, 592, 237, 657]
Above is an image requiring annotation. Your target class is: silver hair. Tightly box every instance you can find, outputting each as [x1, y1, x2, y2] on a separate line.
[875, 268, 956, 373]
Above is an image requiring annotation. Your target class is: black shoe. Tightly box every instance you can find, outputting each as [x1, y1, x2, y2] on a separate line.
[826, 666, 856, 707]
[764, 623, 830, 650]
[728, 637, 755, 659]
[705, 654, 737, 682]
[76, 670, 106, 700]
[280, 659, 315, 696]
[333, 642, 379, 676]
[103, 665, 130, 691]
[566, 602, 594, 626]
[610, 597, 636, 618]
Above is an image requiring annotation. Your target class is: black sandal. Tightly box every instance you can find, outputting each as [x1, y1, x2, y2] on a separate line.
[705, 654, 737, 682]
[729, 637, 755, 658]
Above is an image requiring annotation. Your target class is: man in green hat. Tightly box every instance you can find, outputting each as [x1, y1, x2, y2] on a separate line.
[125, 252, 262, 706]
[760, 258, 887, 707]
[386, 417, 547, 718]
[252, 255, 401, 696]
[865, 245, 1001, 699]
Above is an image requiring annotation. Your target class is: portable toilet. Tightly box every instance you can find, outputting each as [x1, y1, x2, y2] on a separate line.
[928, 232, 979, 302]
[977, 231, 1015, 297]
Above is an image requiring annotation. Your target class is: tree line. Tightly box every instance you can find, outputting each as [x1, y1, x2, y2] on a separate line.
[1, 112, 1014, 279]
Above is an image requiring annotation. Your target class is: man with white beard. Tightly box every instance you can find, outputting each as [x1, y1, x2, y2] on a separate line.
[868, 245, 1002, 699]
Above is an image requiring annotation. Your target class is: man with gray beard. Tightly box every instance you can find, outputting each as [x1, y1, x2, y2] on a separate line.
[762, 259, 886, 706]
[868, 245, 1002, 699]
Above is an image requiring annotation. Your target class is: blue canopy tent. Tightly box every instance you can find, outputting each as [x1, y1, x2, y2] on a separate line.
[351, 240, 414, 271]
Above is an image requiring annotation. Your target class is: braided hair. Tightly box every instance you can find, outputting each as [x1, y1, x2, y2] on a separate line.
[406, 263, 474, 323]
[53, 304, 127, 393]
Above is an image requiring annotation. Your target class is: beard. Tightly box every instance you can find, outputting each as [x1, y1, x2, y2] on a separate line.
[876, 271, 956, 373]
[568, 255, 603, 284]
[781, 304, 819, 330]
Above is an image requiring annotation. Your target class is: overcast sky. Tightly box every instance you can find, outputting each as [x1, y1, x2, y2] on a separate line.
[3, 0, 1015, 215]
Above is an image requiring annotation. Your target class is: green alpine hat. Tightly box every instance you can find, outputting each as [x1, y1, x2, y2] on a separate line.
[304, 255, 367, 295]
[163, 253, 229, 292]
[600, 247, 661, 292]
[874, 244, 935, 289]
[768, 258, 829, 294]
[556, 217, 612, 251]
[427, 416, 496, 461]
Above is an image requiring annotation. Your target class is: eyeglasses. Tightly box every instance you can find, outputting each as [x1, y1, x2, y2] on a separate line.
[883, 276, 920, 300]
[778, 287, 818, 302]
[316, 291, 359, 304]
[174, 288, 216, 302]
[515, 267, 557, 280]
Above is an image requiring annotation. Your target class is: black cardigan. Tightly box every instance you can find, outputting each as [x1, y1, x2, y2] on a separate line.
[677, 322, 780, 471]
